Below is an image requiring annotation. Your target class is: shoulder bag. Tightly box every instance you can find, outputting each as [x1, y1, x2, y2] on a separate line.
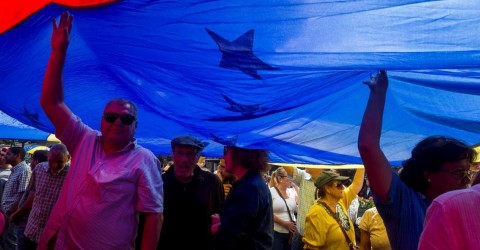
[274, 186, 302, 244]
[318, 201, 358, 250]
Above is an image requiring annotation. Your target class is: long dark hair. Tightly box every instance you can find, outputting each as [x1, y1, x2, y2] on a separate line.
[400, 136, 475, 193]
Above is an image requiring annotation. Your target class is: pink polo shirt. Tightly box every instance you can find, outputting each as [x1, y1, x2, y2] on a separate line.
[39, 114, 163, 250]
[418, 184, 480, 250]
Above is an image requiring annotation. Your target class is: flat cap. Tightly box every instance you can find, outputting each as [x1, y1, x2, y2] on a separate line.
[171, 136, 206, 150]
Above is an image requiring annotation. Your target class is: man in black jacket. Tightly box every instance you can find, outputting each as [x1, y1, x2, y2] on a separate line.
[158, 136, 224, 250]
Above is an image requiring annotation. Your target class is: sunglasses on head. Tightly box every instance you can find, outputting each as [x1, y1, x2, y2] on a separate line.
[103, 112, 136, 125]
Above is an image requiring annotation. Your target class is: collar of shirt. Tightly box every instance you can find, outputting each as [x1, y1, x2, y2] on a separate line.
[417, 191, 432, 206]
[49, 164, 70, 176]
[11, 161, 27, 172]
[232, 169, 260, 188]
[97, 136, 137, 156]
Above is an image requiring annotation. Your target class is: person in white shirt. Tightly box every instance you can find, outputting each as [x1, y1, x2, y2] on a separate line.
[269, 167, 298, 250]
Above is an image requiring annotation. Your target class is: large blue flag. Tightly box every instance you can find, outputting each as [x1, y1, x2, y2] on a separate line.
[1, 0, 479, 164]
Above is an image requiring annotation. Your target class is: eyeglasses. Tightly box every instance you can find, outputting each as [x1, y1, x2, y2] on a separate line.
[103, 113, 136, 125]
[439, 168, 478, 180]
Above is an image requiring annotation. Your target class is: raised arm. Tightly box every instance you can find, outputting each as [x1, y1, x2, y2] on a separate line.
[40, 12, 74, 136]
[282, 165, 294, 177]
[282, 165, 322, 181]
[357, 70, 392, 201]
[349, 167, 365, 195]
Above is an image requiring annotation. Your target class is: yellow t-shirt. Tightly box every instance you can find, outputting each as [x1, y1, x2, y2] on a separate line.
[303, 186, 357, 249]
[359, 207, 392, 250]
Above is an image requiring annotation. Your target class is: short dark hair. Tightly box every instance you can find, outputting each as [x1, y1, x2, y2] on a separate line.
[32, 150, 49, 163]
[226, 146, 270, 173]
[400, 136, 475, 193]
[9, 147, 26, 161]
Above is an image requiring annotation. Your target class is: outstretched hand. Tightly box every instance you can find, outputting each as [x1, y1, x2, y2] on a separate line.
[363, 70, 388, 90]
[51, 12, 74, 51]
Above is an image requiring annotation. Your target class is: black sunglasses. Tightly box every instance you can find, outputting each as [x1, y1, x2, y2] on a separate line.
[332, 182, 344, 188]
[103, 113, 136, 125]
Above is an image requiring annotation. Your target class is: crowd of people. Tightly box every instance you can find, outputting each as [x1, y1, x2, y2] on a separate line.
[0, 144, 70, 250]
[0, 11, 478, 250]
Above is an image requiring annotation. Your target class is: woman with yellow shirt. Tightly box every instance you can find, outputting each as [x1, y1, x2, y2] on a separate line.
[303, 169, 364, 250]
[359, 207, 391, 250]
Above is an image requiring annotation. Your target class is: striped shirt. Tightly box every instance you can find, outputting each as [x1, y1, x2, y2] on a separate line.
[0, 168, 12, 205]
[292, 167, 317, 236]
[24, 162, 70, 242]
[1, 161, 31, 213]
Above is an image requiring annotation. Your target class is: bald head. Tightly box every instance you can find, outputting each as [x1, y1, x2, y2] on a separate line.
[48, 144, 70, 173]
[105, 98, 138, 119]
[49, 144, 69, 156]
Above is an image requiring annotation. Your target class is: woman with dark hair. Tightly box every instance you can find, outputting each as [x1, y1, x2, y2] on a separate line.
[358, 70, 477, 250]
[212, 146, 273, 249]
[400, 136, 475, 197]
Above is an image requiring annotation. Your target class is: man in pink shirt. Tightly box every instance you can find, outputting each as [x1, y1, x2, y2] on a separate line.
[38, 12, 164, 250]
[418, 155, 480, 250]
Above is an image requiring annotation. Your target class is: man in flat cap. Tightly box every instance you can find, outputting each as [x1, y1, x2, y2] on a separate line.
[158, 136, 224, 249]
